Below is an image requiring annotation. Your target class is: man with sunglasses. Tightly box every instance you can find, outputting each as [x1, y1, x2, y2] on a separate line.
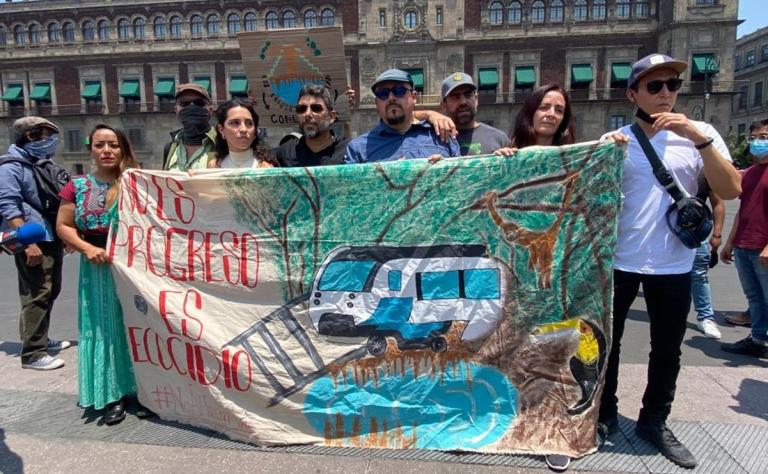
[163, 83, 217, 171]
[598, 54, 741, 469]
[276, 84, 348, 167]
[346, 69, 460, 163]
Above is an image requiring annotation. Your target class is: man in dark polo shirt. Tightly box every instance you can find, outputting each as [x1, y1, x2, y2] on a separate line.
[275, 84, 348, 167]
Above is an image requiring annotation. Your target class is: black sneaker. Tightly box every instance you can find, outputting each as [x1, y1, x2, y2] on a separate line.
[721, 336, 768, 358]
[635, 422, 697, 469]
[598, 416, 619, 437]
[544, 454, 571, 472]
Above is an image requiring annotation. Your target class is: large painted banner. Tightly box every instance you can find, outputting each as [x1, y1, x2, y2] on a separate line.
[108, 141, 624, 458]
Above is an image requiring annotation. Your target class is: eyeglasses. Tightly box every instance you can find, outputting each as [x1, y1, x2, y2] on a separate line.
[645, 78, 683, 94]
[374, 85, 412, 101]
[295, 103, 325, 114]
[177, 98, 209, 107]
[747, 134, 768, 142]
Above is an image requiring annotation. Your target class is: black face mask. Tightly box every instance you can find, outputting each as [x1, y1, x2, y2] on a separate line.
[635, 107, 656, 124]
[179, 104, 211, 145]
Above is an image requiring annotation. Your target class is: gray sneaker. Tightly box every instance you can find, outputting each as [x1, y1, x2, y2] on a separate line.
[47, 339, 72, 351]
[22, 355, 65, 371]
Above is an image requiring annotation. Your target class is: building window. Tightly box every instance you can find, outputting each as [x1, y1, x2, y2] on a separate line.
[66, 129, 84, 153]
[283, 11, 296, 28]
[127, 128, 145, 151]
[610, 115, 627, 130]
[436, 6, 444, 26]
[573, 0, 588, 21]
[745, 50, 755, 67]
[514, 66, 536, 95]
[691, 53, 719, 81]
[154, 17, 167, 38]
[616, 0, 631, 18]
[550, 0, 564, 22]
[591, 0, 606, 20]
[531, 1, 545, 23]
[119, 79, 141, 106]
[379, 9, 387, 27]
[737, 123, 746, 138]
[488, 2, 503, 25]
[0, 26, 5, 46]
[97, 20, 110, 41]
[29, 24, 40, 45]
[229, 75, 248, 98]
[755, 81, 764, 107]
[13, 25, 25, 46]
[191, 15, 204, 37]
[570, 63, 593, 90]
[82, 21, 94, 41]
[265, 11, 278, 30]
[169, 16, 182, 38]
[695, 0, 715, 5]
[738, 85, 748, 110]
[133, 18, 145, 39]
[508, 1, 522, 24]
[762, 45, 768, 62]
[478, 68, 499, 95]
[226, 14, 240, 35]
[62, 21, 75, 42]
[206, 14, 219, 36]
[404, 10, 418, 29]
[1, 83, 24, 106]
[244, 12, 257, 31]
[304, 9, 318, 28]
[610, 62, 631, 89]
[403, 68, 424, 94]
[81, 80, 102, 104]
[117, 19, 129, 40]
[320, 8, 334, 26]
[47, 23, 60, 43]
[635, 0, 649, 17]
[735, 54, 741, 71]
[29, 82, 51, 105]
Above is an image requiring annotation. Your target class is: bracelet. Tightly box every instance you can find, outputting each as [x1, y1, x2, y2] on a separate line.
[695, 137, 714, 150]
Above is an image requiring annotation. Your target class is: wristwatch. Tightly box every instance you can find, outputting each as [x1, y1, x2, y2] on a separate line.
[695, 137, 714, 150]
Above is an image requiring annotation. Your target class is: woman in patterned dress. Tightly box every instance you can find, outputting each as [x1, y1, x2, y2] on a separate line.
[56, 124, 145, 425]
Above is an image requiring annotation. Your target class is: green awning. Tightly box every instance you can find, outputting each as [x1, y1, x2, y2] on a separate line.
[229, 76, 248, 95]
[515, 67, 536, 86]
[81, 82, 102, 99]
[404, 70, 424, 89]
[571, 64, 593, 83]
[119, 79, 140, 98]
[29, 84, 51, 101]
[692, 55, 719, 76]
[478, 69, 499, 88]
[193, 78, 211, 94]
[155, 78, 175, 97]
[1, 84, 23, 101]
[611, 63, 632, 83]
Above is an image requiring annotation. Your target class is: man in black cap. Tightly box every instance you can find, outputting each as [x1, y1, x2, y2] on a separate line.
[346, 69, 460, 163]
[598, 53, 740, 469]
[0, 116, 71, 370]
[163, 82, 217, 171]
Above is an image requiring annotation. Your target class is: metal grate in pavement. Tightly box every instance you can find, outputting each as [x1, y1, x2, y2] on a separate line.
[1, 389, 765, 473]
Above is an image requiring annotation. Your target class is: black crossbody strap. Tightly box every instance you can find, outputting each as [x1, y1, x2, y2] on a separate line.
[630, 123, 687, 206]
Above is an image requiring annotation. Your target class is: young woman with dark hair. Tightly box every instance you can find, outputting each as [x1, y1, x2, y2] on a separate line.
[209, 99, 277, 168]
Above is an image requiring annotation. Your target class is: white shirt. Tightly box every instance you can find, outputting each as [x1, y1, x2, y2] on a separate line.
[613, 121, 731, 275]
[219, 149, 260, 169]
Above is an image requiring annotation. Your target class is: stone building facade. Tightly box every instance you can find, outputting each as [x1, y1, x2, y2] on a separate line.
[731, 26, 768, 138]
[0, 0, 739, 170]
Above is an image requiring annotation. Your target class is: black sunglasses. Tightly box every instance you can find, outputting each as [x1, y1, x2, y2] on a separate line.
[645, 78, 683, 94]
[177, 98, 209, 107]
[295, 103, 325, 114]
[374, 85, 412, 101]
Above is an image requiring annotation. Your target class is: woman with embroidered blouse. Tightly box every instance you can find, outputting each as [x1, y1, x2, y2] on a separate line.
[208, 99, 277, 169]
[56, 124, 149, 425]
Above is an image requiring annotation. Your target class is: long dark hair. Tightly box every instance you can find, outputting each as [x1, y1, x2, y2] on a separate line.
[510, 83, 576, 149]
[213, 99, 276, 166]
[87, 124, 140, 207]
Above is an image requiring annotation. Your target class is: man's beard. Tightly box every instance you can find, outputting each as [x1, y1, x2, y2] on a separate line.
[385, 115, 406, 126]
[454, 107, 476, 128]
[300, 119, 330, 139]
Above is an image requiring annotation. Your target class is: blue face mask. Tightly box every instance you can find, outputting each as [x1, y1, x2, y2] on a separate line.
[22, 134, 59, 160]
[750, 139, 768, 160]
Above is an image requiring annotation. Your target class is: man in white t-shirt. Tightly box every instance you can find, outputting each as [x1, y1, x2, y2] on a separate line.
[598, 54, 741, 469]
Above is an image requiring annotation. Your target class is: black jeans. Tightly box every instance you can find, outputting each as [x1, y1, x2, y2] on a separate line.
[599, 269, 691, 426]
[15, 241, 63, 364]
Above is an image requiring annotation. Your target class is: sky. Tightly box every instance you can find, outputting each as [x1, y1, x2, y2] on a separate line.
[737, 0, 767, 38]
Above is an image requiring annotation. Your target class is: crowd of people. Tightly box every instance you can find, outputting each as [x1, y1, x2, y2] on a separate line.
[1, 52, 766, 471]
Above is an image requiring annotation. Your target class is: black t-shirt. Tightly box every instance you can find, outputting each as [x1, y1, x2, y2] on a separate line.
[276, 135, 349, 167]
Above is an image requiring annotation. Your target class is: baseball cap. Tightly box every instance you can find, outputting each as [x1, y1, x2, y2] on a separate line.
[441, 72, 476, 99]
[175, 82, 212, 101]
[371, 69, 413, 93]
[13, 116, 59, 138]
[628, 54, 688, 88]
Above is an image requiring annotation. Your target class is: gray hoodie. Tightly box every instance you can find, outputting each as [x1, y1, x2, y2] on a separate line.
[0, 144, 55, 241]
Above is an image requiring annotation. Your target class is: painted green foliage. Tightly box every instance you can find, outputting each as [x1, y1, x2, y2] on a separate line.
[224, 142, 624, 331]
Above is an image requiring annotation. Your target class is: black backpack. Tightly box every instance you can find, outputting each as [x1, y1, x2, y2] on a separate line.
[0, 154, 71, 224]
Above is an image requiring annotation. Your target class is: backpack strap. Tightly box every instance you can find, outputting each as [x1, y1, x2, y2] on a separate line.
[630, 123, 687, 208]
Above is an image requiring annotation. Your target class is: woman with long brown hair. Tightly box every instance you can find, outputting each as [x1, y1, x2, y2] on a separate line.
[56, 124, 147, 425]
[510, 83, 576, 148]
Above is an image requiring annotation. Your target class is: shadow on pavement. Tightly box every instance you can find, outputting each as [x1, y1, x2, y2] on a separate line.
[0, 341, 21, 357]
[0, 428, 23, 474]
[730, 378, 768, 423]
[684, 336, 768, 368]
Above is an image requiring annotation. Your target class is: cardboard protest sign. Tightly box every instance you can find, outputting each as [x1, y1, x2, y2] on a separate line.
[238, 27, 349, 126]
[109, 141, 624, 458]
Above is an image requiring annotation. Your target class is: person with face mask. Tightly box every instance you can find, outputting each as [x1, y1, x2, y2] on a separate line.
[720, 118, 768, 359]
[162, 83, 217, 171]
[275, 84, 349, 167]
[0, 116, 71, 370]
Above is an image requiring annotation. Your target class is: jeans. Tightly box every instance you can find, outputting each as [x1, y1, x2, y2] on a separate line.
[600, 270, 691, 425]
[691, 242, 715, 321]
[733, 248, 768, 343]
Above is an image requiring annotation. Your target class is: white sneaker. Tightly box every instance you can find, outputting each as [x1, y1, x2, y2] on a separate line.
[47, 339, 71, 351]
[22, 355, 65, 370]
[697, 319, 722, 339]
